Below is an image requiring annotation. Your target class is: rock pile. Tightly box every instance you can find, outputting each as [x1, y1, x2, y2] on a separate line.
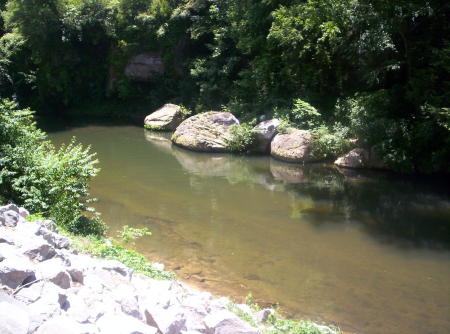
[0, 204, 266, 334]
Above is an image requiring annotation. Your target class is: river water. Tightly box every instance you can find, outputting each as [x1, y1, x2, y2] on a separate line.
[48, 124, 450, 334]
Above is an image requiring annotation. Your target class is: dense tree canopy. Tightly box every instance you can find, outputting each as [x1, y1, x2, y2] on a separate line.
[0, 0, 448, 173]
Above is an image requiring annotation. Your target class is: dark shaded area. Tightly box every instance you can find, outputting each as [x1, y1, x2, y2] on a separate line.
[281, 165, 450, 250]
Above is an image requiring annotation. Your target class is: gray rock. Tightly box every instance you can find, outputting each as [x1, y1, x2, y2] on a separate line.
[0, 240, 19, 259]
[0, 228, 16, 244]
[253, 119, 280, 153]
[16, 220, 69, 249]
[35, 219, 58, 232]
[203, 310, 259, 334]
[99, 259, 133, 280]
[18, 207, 29, 218]
[124, 53, 164, 81]
[15, 220, 42, 236]
[0, 204, 20, 214]
[145, 305, 187, 334]
[334, 147, 388, 170]
[112, 284, 141, 319]
[14, 280, 45, 304]
[35, 315, 98, 334]
[1, 210, 22, 227]
[97, 312, 158, 334]
[254, 309, 274, 324]
[21, 236, 56, 261]
[271, 129, 317, 163]
[36, 258, 72, 289]
[334, 148, 367, 168]
[42, 230, 71, 249]
[145, 104, 185, 131]
[0, 291, 30, 334]
[0, 256, 36, 289]
[64, 293, 90, 323]
[172, 112, 240, 153]
[67, 266, 84, 284]
[27, 282, 68, 332]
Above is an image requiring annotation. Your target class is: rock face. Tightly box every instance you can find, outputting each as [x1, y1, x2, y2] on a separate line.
[335, 148, 388, 169]
[124, 54, 164, 80]
[271, 129, 317, 163]
[144, 104, 184, 131]
[253, 119, 280, 154]
[172, 112, 240, 153]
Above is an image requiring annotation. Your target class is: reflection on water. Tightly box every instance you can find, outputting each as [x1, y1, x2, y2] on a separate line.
[49, 126, 450, 334]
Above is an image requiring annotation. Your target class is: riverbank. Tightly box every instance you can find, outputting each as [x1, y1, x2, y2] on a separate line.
[0, 204, 340, 334]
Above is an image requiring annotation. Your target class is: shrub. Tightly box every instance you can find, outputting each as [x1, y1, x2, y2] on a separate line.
[311, 124, 352, 161]
[274, 99, 322, 129]
[0, 99, 105, 235]
[226, 123, 256, 153]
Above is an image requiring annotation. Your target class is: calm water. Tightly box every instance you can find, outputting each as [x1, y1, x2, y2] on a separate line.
[48, 124, 450, 334]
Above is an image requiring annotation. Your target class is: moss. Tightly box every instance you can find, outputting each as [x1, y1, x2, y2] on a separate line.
[144, 124, 166, 131]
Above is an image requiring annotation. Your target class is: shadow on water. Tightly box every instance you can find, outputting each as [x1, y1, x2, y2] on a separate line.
[143, 131, 450, 251]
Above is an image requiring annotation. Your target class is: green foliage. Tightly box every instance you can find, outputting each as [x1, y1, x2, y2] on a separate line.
[25, 212, 45, 222]
[75, 236, 176, 280]
[179, 104, 192, 118]
[274, 99, 322, 129]
[311, 125, 352, 161]
[226, 123, 256, 153]
[118, 225, 151, 243]
[0, 99, 105, 235]
[0, 0, 448, 173]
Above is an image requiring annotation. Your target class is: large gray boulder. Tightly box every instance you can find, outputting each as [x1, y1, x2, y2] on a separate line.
[271, 129, 317, 163]
[335, 147, 388, 170]
[253, 119, 280, 154]
[144, 104, 185, 131]
[172, 112, 240, 153]
[0, 291, 30, 334]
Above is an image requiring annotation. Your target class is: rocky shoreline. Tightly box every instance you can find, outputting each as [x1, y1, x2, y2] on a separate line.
[144, 104, 387, 170]
[0, 204, 338, 334]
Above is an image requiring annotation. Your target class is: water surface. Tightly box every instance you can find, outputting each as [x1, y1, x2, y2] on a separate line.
[49, 125, 450, 334]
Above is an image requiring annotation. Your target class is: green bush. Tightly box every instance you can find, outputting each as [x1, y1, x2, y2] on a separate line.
[226, 123, 256, 153]
[0, 99, 105, 235]
[274, 99, 322, 129]
[311, 124, 352, 161]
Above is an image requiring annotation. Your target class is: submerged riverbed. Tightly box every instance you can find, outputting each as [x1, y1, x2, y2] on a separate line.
[48, 124, 450, 334]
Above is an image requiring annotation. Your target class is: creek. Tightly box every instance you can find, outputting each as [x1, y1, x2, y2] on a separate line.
[48, 124, 450, 334]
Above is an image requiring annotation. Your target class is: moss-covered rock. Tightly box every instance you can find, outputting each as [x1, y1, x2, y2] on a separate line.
[271, 129, 319, 163]
[171, 112, 240, 153]
[144, 104, 184, 131]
